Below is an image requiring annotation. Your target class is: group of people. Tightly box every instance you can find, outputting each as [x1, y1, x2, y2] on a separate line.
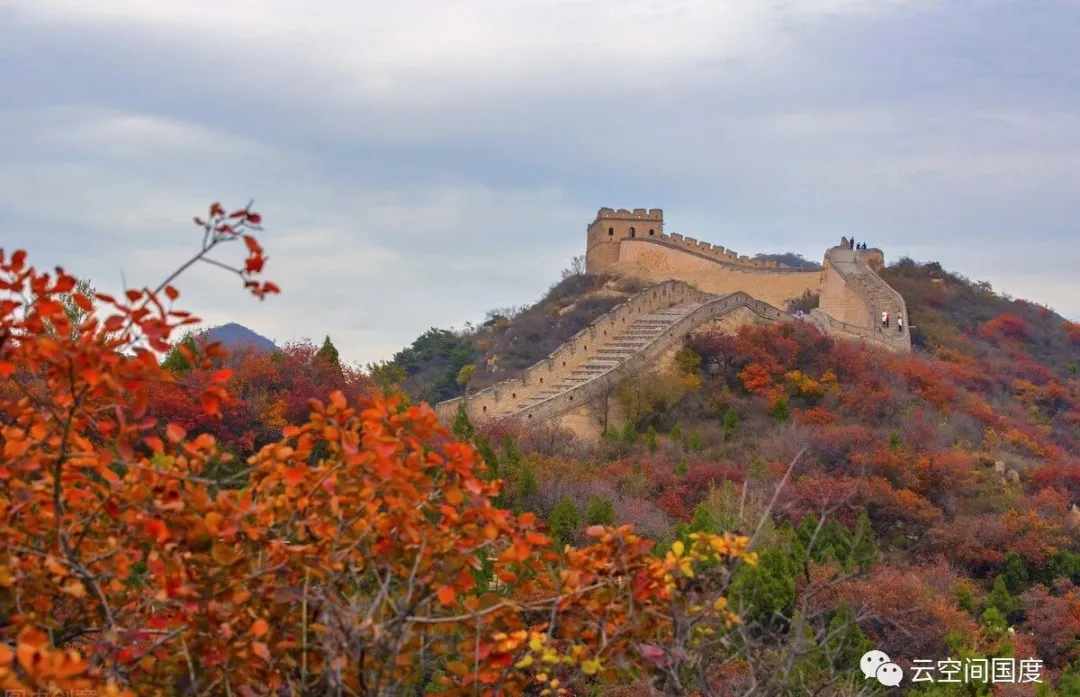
[881, 310, 904, 333]
[848, 236, 869, 250]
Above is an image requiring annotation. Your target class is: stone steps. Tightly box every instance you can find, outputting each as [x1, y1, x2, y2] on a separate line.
[503, 301, 704, 414]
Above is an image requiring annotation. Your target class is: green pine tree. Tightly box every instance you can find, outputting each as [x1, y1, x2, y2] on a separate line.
[316, 334, 341, 369]
[585, 496, 615, 526]
[845, 510, 878, 573]
[722, 408, 739, 440]
[644, 425, 658, 452]
[986, 576, 1017, 619]
[688, 503, 719, 535]
[452, 402, 475, 441]
[770, 397, 791, 424]
[1001, 550, 1030, 593]
[548, 496, 581, 549]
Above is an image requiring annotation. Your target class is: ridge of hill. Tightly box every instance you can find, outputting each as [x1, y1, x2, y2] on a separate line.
[202, 322, 277, 352]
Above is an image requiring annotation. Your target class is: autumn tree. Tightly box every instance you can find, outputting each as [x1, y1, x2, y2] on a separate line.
[0, 203, 759, 697]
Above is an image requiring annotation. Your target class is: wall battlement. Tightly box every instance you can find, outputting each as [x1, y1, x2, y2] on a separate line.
[586, 206, 795, 273]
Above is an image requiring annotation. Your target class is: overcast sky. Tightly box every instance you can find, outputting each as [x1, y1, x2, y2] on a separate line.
[3, 0, 1078, 365]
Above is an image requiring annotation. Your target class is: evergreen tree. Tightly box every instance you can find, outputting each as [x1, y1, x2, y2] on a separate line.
[1001, 550, 1030, 593]
[722, 408, 739, 440]
[514, 463, 538, 510]
[452, 403, 475, 442]
[845, 510, 878, 573]
[316, 334, 341, 369]
[675, 457, 689, 477]
[474, 436, 499, 481]
[731, 542, 800, 622]
[644, 425, 658, 452]
[548, 496, 581, 549]
[622, 421, 638, 445]
[585, 496, 615, 526]
[770, 396, 791, 424]
[688, 503, 719, 535]
[502, 435, 522, 471]
[986, 576, 1017, 619]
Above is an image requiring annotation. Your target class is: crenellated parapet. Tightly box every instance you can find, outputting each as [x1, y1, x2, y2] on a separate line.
[586, 207, 798, 274]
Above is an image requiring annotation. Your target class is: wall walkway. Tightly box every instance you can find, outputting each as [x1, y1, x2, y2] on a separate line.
[436, 275, 909, 427]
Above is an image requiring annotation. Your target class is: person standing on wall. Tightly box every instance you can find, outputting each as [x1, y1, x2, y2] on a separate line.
[897, 315, 904, 333]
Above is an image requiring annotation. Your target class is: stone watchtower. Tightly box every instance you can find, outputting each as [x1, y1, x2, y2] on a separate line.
[585, 207, 664, 275]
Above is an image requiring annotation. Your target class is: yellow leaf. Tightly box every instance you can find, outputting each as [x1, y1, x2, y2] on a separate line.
[581, 658, 601, 675]
[446, 660, 469, 677]
[514, 655, 534, 669]
[62, 579, 87, 598]
[672, 541, 685, 557]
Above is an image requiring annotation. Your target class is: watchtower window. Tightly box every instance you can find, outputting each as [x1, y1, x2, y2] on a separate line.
[629, 227, 636, 237]
[608, 227, 614, 236]
[649, 228, 655, 236]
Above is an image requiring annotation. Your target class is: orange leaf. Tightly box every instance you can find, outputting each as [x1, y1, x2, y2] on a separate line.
[0, 362, 14, 379]
[436, 585, 456, 606]
[251, 619, 269, 638]
[445, 486, 463, 506]
[144, 436, 164, 453]
[211, 368, 233, 383]
[252, 641, 270, 662]
[166, 423, 186, 443]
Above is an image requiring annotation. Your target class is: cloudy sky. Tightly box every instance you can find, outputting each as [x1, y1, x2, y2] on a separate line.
[3, 0, 1078, 365]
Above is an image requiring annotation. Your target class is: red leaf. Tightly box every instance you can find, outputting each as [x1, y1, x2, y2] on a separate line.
[73, 293, 93, 312]
[243, 235, 262, 254]
[164, 285, 179, 301]
[10, 249, 27, 271]
[436, 585, 456, 606]
[211, 368, 233, 384]
[125, 289, 143, 302]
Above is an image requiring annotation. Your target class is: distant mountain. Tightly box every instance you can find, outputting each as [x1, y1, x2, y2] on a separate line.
[202, 323, 277, 352]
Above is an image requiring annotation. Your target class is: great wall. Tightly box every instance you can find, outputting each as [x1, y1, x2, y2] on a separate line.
[435, 207, 911, 438]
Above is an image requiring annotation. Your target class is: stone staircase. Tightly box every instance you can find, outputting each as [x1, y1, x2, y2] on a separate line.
[434, 266, 912, 428]
[506, 303, 703, 413]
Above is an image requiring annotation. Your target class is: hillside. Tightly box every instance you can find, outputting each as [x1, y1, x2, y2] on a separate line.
[388, 272, 649, 404]
[393, 256, 1080, 693]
